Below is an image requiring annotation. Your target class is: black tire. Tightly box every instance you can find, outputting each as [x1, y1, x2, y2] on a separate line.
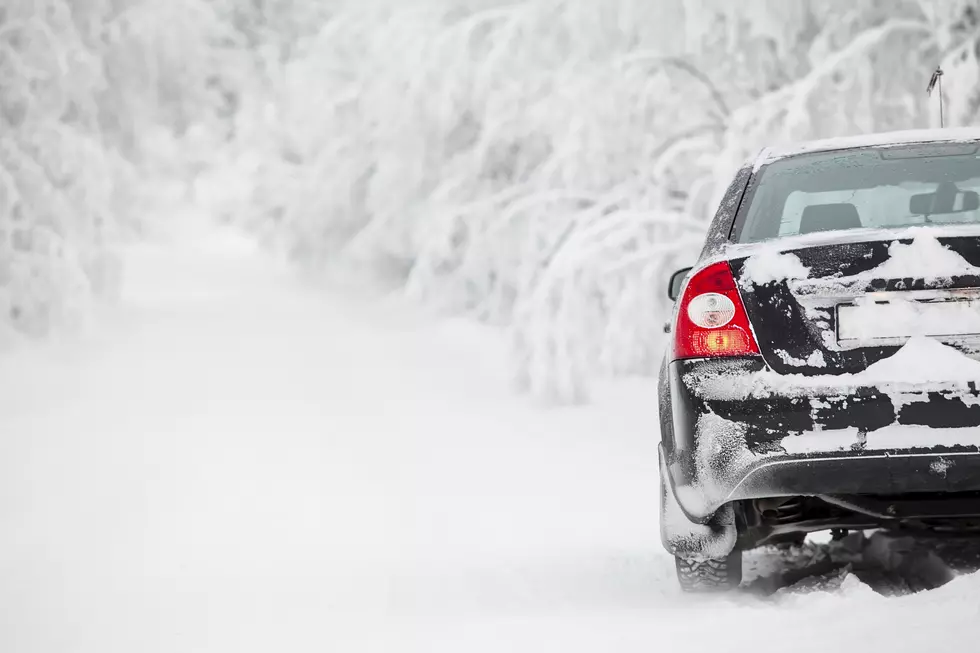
[675, 551, 743, 593]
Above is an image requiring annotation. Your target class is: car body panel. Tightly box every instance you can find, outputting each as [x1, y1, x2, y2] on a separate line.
[661, 357, 980, 523]
[729, 232, 980, 376]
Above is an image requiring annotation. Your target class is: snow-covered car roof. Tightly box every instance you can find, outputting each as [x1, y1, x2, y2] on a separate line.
[753, 127, 980, 170]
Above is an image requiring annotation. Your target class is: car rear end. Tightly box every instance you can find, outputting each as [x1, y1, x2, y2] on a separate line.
[661, 135, 980, 572]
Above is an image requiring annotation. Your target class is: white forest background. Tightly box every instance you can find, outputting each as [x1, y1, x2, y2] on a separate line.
[3, 0, 979, 403]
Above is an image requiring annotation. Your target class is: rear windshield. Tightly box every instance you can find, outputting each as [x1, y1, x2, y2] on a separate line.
[733, 142, 980, 243]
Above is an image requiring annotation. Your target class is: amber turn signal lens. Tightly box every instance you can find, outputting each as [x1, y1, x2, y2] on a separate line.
[691, 328, 753, 357]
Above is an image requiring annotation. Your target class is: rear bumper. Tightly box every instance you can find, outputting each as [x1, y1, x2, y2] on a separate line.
[663, 358, 980, 521]
[664, 443, 980, 521]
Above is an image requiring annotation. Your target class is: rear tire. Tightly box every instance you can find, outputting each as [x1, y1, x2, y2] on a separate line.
[675, 551, 743, 593]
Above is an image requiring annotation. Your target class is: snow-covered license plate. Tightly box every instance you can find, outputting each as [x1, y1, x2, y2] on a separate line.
[837, 299, 980, 342]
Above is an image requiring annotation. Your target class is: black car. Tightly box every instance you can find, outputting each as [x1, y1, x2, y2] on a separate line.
[659, 128, 980, 592]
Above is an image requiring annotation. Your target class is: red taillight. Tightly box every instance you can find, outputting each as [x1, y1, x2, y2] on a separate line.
[673, 261, 760, 360]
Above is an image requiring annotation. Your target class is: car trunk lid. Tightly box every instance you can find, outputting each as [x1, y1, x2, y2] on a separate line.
[728, 231, 980, 376]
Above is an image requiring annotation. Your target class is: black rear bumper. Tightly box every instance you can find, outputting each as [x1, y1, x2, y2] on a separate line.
[661, 358, 980, 521]
[664, 445, 980, 519]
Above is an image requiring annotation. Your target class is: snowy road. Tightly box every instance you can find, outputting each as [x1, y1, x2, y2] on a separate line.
[2, 222, 980, 652]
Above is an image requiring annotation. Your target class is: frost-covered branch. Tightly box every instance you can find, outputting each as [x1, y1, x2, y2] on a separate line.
[6, 0, 965, 402]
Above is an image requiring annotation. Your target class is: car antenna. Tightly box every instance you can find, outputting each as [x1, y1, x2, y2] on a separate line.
[927, 66, 945, 128]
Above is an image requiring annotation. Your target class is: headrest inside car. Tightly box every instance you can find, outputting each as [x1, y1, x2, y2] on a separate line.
[799, 203, 862, 235]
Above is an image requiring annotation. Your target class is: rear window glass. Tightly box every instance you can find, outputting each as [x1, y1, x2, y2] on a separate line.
[733, 142, 980, 243]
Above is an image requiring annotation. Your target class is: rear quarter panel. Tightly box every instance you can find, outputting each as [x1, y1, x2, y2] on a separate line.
[659, 163, 754, 454]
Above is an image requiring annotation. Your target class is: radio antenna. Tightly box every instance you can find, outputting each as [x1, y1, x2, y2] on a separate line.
[927, 66, 945, 128]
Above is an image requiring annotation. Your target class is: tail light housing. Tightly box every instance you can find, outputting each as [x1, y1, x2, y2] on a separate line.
[673, 261, 760, 360]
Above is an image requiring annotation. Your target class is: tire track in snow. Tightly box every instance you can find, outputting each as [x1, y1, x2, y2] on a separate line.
[744, 531, 980, 598]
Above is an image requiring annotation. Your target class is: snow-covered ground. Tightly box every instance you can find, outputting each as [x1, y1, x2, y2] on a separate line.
[2, 217, 980, 653]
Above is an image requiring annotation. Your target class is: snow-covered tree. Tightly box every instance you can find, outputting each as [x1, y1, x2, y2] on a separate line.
[0, 0, 256, 342]
[208, 0, 963, 402]
[10, 0, 980, 402]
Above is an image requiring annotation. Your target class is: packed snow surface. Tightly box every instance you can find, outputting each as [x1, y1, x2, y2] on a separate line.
[4, 217, 980, 652]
